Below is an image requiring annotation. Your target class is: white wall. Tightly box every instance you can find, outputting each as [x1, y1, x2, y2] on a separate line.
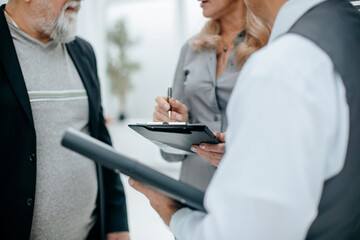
[105, 0, 207, 120]
[76, 0, 110, 117]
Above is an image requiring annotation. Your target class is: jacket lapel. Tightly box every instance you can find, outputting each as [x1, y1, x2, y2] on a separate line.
[0, 5, 34, 126]
[66, 40, 98, 137]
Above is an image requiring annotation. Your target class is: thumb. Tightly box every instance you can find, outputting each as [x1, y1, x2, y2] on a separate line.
[214, 131, 226, 143]
[129, 178, 148, 194]
[169, 99, 188, 114]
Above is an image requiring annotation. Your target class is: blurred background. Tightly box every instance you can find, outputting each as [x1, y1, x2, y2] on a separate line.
[76, 0, 207, 121]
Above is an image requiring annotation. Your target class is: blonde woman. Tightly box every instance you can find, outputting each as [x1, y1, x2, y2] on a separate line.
[153, 0, 270, 191]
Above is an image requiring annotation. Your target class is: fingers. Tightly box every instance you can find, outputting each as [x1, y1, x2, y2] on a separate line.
[153, 96, 172, 122]
[196, 142, 225, 153]
[153, 104, 171, 122]
[190, 145, 223, 167]
[106, 232, 130, 240]
[193, 147, 223, 160]
[153, 105, 187, 122]
[155, 96, 187, 113]
[190, 142, 226, 167]
[128, 178, 154, 196]
[169, 99, 188, 122]
[171, 111, 187, 122]
[169, 98, 188, 115]
[153, 96, 188, 122]
[214, 131, 226, 143]
[128, 178, 143, 191]
[129, 178, 181, 226]
[129, 178, 167, 206]
[155, 96, 171, 111]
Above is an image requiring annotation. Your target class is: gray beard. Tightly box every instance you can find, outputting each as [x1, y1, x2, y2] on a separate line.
[50, 12, 78, 43]
[31, 1, 79, 43]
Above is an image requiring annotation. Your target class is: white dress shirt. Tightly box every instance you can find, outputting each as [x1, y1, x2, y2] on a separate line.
[169, 0, 350, 239]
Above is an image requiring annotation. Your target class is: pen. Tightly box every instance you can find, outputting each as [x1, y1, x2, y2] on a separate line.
[167, 87, 172, 120]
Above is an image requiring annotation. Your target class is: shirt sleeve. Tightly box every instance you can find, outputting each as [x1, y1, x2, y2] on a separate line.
[169, 35, 349, 240]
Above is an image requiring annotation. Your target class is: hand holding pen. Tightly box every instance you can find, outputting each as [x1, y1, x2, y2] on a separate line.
[167, 87, 172, 120]
[153, 88, 189, 122]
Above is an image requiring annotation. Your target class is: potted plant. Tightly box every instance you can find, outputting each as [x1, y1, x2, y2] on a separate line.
[107, 19, 140, 121]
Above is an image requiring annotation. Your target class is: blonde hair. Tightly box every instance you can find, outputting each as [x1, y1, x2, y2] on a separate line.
[191, 9, 271, 69]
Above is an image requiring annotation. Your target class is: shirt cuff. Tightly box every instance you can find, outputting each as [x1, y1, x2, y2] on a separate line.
[170, 208, 192, 237]
[169, 208, 206, 239]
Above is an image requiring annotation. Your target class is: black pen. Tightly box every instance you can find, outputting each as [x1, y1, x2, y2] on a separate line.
[167, 87, 172, 120]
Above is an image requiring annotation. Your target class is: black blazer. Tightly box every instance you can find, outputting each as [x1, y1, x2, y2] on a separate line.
[0, 5, 128, 239]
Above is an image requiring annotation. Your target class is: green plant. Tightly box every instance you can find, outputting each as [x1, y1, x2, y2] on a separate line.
[107, 19, 140, 120]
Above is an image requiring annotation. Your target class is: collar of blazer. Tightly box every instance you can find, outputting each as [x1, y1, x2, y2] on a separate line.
[0, 4, 34, 126]
[205, 50, 217, 84]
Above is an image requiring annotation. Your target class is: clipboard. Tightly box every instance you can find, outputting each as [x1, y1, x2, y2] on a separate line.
[61, 128, 206, 212]
[128, 122, 221, 155]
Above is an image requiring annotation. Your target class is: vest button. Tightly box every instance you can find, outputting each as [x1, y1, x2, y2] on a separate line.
[27, 198, 34, 207]
[29, 153, 36, 162]
[214, 115, 219, 121]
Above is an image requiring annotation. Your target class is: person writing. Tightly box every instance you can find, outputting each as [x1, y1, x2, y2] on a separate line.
[153, 0, 270, 190]
[131, 0, 360, 239]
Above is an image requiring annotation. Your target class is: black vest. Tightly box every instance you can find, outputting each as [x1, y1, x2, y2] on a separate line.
[289, 0, 360, 239]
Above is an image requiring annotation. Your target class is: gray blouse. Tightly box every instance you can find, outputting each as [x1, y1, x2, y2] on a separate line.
[162, 33, 245, 191]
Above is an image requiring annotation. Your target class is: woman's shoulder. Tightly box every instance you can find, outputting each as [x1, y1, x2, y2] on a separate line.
[177, 37, 196, 62]
[180, 37, 196, 53]
[179, 36, 213, 59]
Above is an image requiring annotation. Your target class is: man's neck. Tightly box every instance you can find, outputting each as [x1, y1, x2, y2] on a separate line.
[5, 3, 51, 43]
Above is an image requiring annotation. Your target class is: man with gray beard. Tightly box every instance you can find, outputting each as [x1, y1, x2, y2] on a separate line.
[0, 0, 130, 239]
